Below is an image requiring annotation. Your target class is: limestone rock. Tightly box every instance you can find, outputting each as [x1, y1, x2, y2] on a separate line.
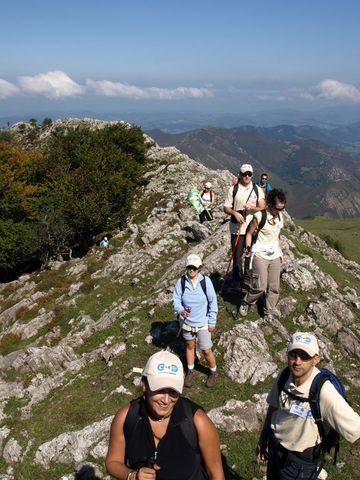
[218, 321, 278, 385]
[208, 394, 268, 432]
[2, 438, 22, 465]
[34, 417, 113, 468]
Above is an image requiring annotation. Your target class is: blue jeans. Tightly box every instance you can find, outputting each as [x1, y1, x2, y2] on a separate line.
[267, 446, 319, 480]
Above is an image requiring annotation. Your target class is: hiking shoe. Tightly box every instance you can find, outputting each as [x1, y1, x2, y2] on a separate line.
[239, 303, 249, 317]
[184, 370, 194, 388]
[206, 372, 217, 388]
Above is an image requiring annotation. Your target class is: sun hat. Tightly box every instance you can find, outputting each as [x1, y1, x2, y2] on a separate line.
[287, 332, 319, 357]
[186, 254, 202, 269]
[204, 182, 212, 189]
[142, 350, 184, 393]
[239, 164, 253, 174]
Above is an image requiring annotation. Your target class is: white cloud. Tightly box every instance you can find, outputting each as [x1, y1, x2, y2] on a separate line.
[0, 79, 20, 99]
[18, 71, 83, 99]
[315, 79, 360, 102]
[86, 79, 213, 100]
[0, 70, 213, 102]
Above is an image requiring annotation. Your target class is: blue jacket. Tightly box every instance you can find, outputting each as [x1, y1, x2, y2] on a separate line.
[256, 181, 272, 192]
[173, 273, 218, 327]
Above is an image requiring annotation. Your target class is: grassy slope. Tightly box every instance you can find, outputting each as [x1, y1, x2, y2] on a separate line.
[295, 217, 360, 264]
[1, 150, 360, 479]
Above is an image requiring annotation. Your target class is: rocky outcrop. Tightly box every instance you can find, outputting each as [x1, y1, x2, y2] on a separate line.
[218, 321, 279, 385]
[0, 120, 359, 479]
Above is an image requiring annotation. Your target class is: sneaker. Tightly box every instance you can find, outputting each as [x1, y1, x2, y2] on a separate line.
[184, 369, 194, 388]
[239, 303, 249, 317]
[206, 372, 217, 388]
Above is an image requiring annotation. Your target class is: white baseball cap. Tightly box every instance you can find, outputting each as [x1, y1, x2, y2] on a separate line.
[186, 254, 202, 269]
[204, 182, 212, 189]
[239, 164, 253, 174]
[287, 332, 319, 357]
[142, 351, 184, 394]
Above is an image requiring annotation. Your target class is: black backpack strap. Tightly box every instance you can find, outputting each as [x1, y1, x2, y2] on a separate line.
[180, 398, 200, 452]
[251, 209, 267, 245]
[124, 398, 142, 443]
[277, 366, 290, 393]
[309, 373, 328, 441]
[181, 275, 186, 295]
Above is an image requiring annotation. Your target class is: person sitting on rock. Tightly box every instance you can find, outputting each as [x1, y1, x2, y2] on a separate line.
[100, 237, 110, 248]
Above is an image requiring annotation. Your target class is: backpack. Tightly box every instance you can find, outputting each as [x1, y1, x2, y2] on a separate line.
[231, 182, 259, 224]
[180, 274, 208, 303]
[277, 366, 347, 464]
[248, 209, 267, 246]
[124, 397, 202, 460]
[201, 190, 213, 203]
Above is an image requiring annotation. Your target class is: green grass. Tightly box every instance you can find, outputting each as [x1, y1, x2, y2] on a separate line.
[295, 217, 360, 263]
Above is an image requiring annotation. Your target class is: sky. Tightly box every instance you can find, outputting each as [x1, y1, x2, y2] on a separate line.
[1, 0, 360, 125]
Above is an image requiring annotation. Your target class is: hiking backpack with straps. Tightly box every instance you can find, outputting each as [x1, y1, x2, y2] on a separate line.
[180, 274, 208, 307]
[277, 366, 348, 464]
[123, 397, 209, 478]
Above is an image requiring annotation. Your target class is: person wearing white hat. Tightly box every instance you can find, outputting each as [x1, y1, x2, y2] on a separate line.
[223, 164, 265, 288]
[199, 181, 215, 223]
[173, 253, 218, 388]
[256, 332, 360, 480]
[106, 350, 224, 480]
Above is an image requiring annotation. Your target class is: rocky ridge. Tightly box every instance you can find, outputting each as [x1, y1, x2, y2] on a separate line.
[0, 121, 359, 479]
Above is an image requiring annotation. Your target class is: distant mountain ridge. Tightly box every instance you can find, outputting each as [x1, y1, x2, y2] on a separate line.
[148, 126, 360, 219]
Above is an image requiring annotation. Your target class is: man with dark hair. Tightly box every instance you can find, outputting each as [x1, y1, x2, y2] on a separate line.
[257, 332, 360, 480]
[257, 173, 272, 194]
[223, 164, 265, 287]
[239, 188, 286, 317]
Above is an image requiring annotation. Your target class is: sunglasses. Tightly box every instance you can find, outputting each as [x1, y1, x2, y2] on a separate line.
[288, 351, 313, 361]
[241, 171, 253, 177]
[261, 178, 268, 181]
[187, 265, 199, 271]
[271, 205, 286, 211]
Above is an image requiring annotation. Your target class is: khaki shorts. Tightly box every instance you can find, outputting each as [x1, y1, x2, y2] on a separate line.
[182, 327, 213, 350]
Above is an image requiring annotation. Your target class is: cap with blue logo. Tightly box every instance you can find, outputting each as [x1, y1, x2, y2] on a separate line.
[287, 332, 319, 357]
[142, 350, 184, 394]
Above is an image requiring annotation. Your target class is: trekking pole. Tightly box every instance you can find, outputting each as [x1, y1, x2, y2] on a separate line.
[225, 230, 240, 276]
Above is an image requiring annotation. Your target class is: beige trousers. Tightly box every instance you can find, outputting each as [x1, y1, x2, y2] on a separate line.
[244, 256, 281, 315]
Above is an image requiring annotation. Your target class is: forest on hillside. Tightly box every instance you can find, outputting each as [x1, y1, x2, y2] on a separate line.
[0, 122, 148, 280]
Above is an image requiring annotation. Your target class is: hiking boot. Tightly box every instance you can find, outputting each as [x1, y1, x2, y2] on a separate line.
[206, 372, 217, 388]
[184, 369, 194, 388]
[239, 303, 249, 317]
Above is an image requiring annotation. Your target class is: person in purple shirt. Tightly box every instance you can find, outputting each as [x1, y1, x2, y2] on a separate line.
[173, 254, 218, 388]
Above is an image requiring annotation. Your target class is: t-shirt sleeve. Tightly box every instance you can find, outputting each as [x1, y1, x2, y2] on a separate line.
[320, 381, 360, 443]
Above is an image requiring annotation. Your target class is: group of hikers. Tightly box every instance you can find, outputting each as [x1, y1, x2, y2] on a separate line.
[105, 164, 360, 480]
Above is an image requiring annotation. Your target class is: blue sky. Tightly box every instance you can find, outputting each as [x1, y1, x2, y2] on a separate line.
[1, 0, 360, 122]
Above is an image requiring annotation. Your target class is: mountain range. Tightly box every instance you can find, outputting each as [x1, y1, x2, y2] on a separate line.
[148, 125, 360, 219]
[0, 122, 360, 480]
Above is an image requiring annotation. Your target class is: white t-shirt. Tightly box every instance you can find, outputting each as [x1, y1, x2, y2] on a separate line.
[224, 183, 264, 235]
[251, 210, 283, 260]
[267, 366, 360, 452]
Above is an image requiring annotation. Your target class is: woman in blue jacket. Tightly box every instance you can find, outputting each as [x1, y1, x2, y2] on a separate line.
[173, 254, 218, 388]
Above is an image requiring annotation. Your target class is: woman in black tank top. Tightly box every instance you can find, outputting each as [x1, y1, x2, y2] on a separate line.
[105, 351, 224, 480]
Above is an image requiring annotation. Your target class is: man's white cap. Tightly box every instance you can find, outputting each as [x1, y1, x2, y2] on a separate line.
[186, 253, 202, 269]
[287, 332, 319, 357]
[142, 350, 184, 393]
[239, 164, 253, 174]
[204, 182, 212, 188]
